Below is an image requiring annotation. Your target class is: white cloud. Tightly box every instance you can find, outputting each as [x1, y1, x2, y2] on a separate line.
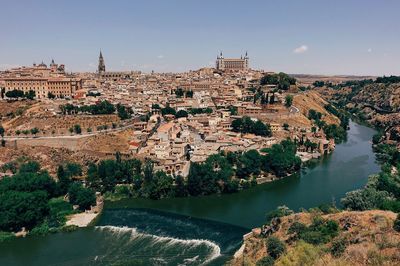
[157, 55, 164, 59]
[367, 48, 372, 53]
[293, 45, 308, 54]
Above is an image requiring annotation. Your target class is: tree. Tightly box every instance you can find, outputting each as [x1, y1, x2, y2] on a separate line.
[313, 81, 325, 87]
[116, 104, 131, 120]
[175, 88, 184, 98]
[341, 187, 390, 211]
[187, 162, 219, 196]
[174, 175, 187, 197]
[263, 140, 301, 177]
[73, 124, 82, 134]
[231, 118, 243, 132]
[308, 109, 322, 121]
[256, 256, 275, 266]
[30, 127, 39, 136]
[0, 190, 49, 231]
[185, 90, 193, 98]
[394, 214, 400, 232]
[0, 125, 4, 138]
[161, 105, 176, 116]
[266, 236, 286, 259]
[260, 73, 296, 90]
[236, 150, 262, 179]
[147, 171, 174, 200]
[269, 93, 275, 104]
[176, 110, 188, 118]
[68, 182, 96, 211]
[285, 95, 293, 107]
[5, 89, 24, 98]
[25, 90, 36, 100]
[253, 120, 272, 137]
[19, 161, 41, 173]
[56, 165, 71, 195]
[283, 123, 289, 131]
[48, 92, 56, 99]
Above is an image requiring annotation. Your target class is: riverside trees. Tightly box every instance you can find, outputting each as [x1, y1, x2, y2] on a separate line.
[86, 140, 301, 199]
[0, 161, 95, 233]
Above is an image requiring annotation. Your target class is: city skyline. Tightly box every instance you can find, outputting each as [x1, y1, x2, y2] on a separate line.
[1, 0, 400, 75]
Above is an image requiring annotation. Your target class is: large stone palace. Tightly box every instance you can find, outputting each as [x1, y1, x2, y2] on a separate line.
[216, 52, 249, 71]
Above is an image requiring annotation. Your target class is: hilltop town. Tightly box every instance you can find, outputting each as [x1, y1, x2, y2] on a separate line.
[0, 52, 340, 177]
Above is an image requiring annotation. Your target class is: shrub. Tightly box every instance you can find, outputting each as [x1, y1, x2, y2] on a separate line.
[276, 241, 321, 266]
[394, 214, 400, 232]
[0, 231, 15, 242]
[266, 236, 286, 259]
[266, 206, 294, 224]
[287, 217, 339, 245]
[330, 238, 347, 257]
[256, 256, 275, 266]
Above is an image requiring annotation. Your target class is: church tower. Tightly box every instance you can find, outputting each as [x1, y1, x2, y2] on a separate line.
[98, 50, 106, 74]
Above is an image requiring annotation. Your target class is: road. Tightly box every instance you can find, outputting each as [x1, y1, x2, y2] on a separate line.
[3, 122, 137, 141]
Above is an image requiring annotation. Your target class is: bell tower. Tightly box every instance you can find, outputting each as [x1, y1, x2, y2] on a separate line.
[98, 50, 106, 74]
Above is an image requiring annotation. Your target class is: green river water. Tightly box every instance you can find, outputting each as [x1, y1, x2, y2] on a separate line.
[0, 120, 380, 265]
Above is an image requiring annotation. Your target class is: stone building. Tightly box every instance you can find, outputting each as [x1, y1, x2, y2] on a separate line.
[216, 52, 249, 71]
[3, 77, 82, 99]
[1, 60, 82, 99]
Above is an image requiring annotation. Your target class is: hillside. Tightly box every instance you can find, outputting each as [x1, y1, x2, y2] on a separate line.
[293, 91, 340, 126]
[317, 80, 400, 146]
[230, 210, 400, 266]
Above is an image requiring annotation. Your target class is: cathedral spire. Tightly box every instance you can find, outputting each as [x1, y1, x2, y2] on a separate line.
[98, 50, 105, 73]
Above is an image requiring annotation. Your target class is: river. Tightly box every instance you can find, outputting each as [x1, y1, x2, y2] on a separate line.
[0, 120, 380, 265]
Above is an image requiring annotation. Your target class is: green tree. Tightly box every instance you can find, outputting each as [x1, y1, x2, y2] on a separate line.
[236, 150, 262, 178]
[56, 165, 71, 195]
[174, 175, 187, 197]
[175, 88, 184, 98]
[285, 95, 293, 107]
[116, 104, 131, 120]
[176, 110, 188, 118]
[30, 127, 39, 135]
[68, 182, 96, 211]
[0, 125, 4, 138]
[19, 161, 40, 173]
[266, 236, 286, 259]
[73, 124, 82, 134]
[0, 190, 49, 231]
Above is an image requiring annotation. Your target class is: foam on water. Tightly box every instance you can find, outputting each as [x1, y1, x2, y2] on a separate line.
[96, 225, 221, 264]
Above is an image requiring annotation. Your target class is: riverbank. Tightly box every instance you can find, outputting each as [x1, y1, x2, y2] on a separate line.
[66, 195, 104, 227]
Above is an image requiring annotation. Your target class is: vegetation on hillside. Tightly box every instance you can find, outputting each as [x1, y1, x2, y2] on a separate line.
[260, 73, 296, 90]
[0, 161, 95, 238]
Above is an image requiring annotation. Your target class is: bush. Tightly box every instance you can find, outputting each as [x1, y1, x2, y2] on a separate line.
[287, 217, 339, 245]
[330, 238, 347, 257]
[266, 206, 294, 224]
[266, 236, 286, 259]
[0, 231, 16, 242]
[394, 214, 400, 232]
[68, 183, 96, 211]
[30, 221, 50, 236]
[256, 256, 275, 266]
[276, 241, 321, 266]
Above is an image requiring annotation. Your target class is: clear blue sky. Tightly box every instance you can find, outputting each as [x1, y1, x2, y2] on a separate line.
[1, 0, 399, 75]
